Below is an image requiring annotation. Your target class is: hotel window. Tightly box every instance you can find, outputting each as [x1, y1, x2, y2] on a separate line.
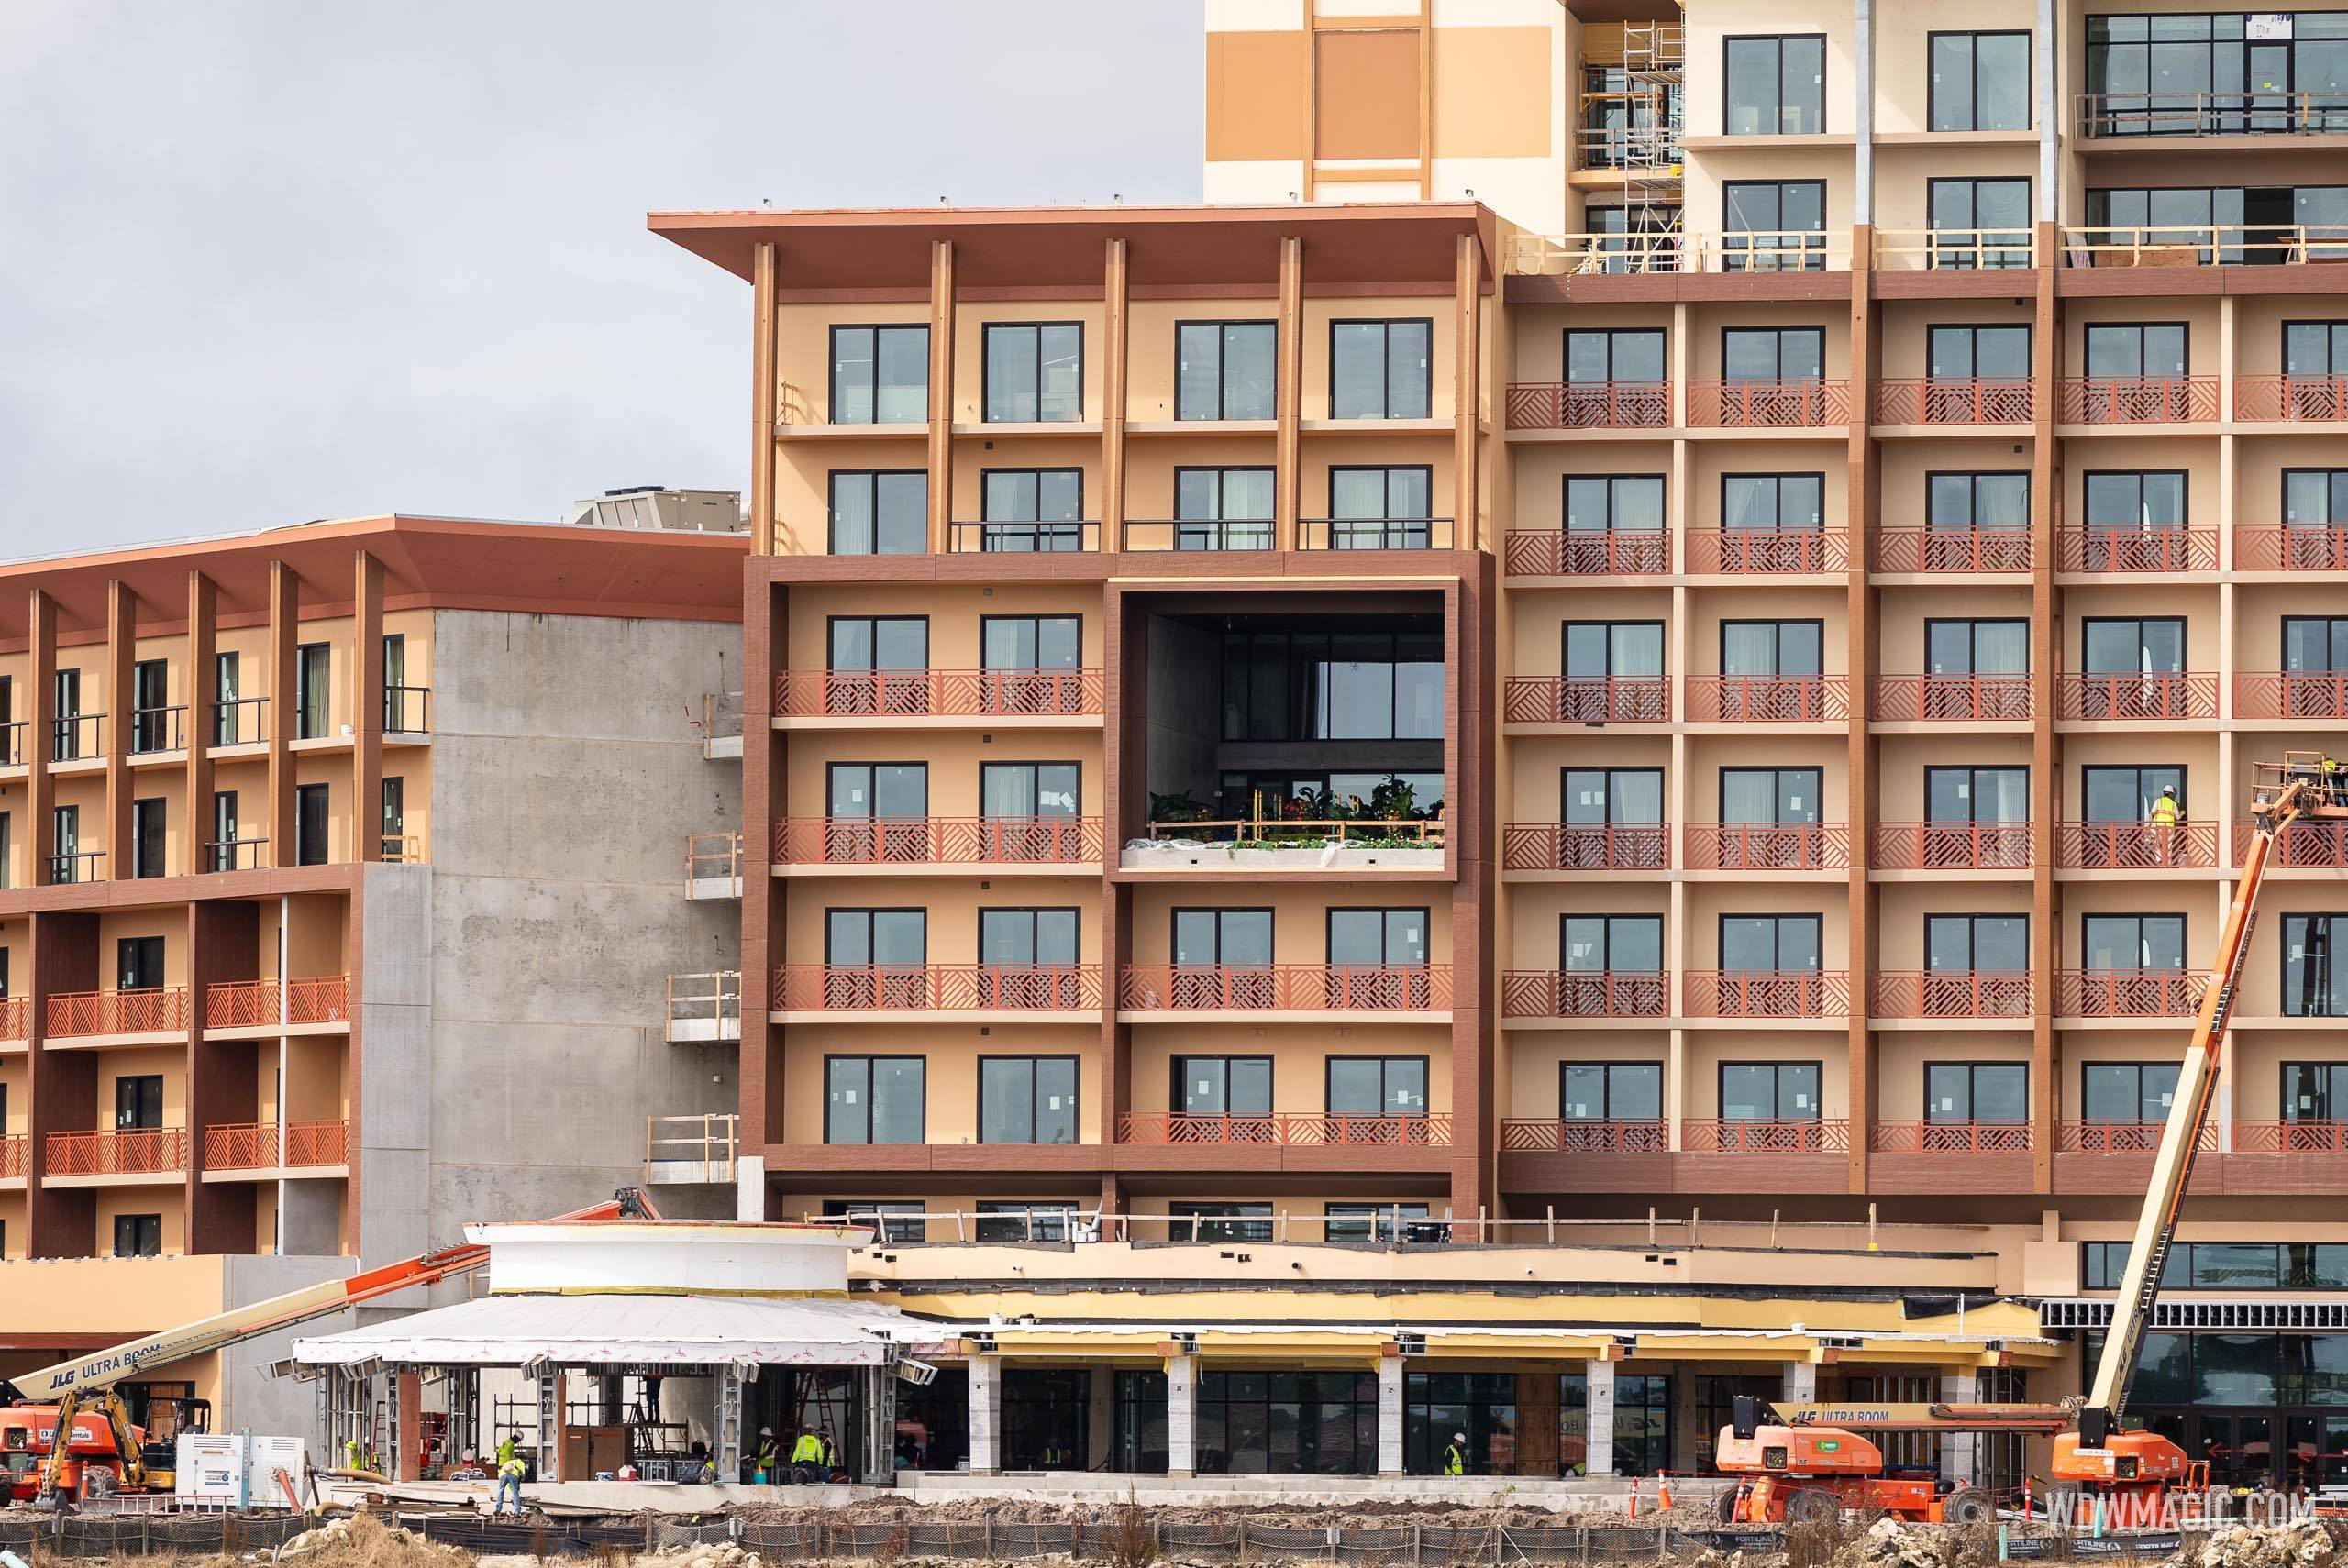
[1191, 1368, 1375, 1474]
[381, 777, 404, 860]
[1561, 620, 1666, 721]
[295, 783, 330, 866]
[130, 658, 171, 753]
[1929, 325, 2031, 384]
[980, 468, 1085, 552]
[1926, 472, 2031, 568]
[1927, 767, 2028, 837]
[1175, 909, 1272, 968]
[829, 324, 928, 425]
[130, 798, 165, 879]
[980, 762, 1078, 824]
[2082, 472, 2188, 568]
[827, 470, 926, 556]
[49, 804, 79, 885]
[1721, 768, 1824, 867]
[1927, 617, 2029, 676]
[1329, 319, 1432, 419]
[1721, 915, 1822, 976]
[1719, 473, 1826, 569]
[1724, 35, 1824, 133]
[50, 668, 80, 762]
[1925, 1063, 2029, 1125]
[982, 322, 1082, 423]
[825, 1055, 925, 1144]
[1563, 768, 1665, 867]
[1927, 179, 2032, 268]
[1219, 626, 1442, 742]
[1563, 915, 1664, 979]
[1723, 325, 1823, 382]
[1563, 1061, 1664, 1126]
[2287, 321, 2348, 376]
[2087, 914, 2188, 977]
[1931, 31, 2031, 130]
[1722, 182, 1826, 271]
[113, 1214, 162, 1258]
[1177, 321, 1276, 421]
[976, 1202, 1079, 1242]
[211, 652, 241, 745]
[1325, 1056, 1427, 1120]
[209, 790, 239, 872]
[1175, 1056, 1273, 1119]
[1927, 913, 2028, 974]
[2083, 1061, 2180, 1124]
[2086, 322, 2189, 380]
[1564, 475, 1667, 566]
[824, 907, 927, 1009]
[2085, 14, 2348, 137]
[1326, 1203, 1433, 1244]
[2285, 1063, 2348, 1122]
[1720, 1061, 1822, 1122]
[2285, 471, 2348, 567]
[1404, 1373, 1517, 1478]
[116, 1072, 163, 1130]
[1324, 466, 1434, 550]
[978, 1056, 1079, 1145]
[295, 643, 330, 740]
[1170, 1204, 1277, 1247]
[2083, 615, 2187, 681]
[820, 1200, 925, 1244]
[2285, 914, 2348, 1016]
[1173, 467, 1275, 552]
[1562, 328, 1667, 425]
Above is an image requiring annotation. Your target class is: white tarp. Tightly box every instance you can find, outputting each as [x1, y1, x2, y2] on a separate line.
[289, 1292, 937, 1369]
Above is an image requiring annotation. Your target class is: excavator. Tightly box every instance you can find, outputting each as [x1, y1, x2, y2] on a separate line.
[1714, 757, 2343, 1525]
[0, 1187, 658, 1507]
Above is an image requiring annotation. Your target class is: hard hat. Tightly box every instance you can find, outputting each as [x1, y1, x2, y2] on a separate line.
[2162, 784, 2176, 795]
[759, 1426, 773, 1436]
[1454, 1432, 1468, 1443]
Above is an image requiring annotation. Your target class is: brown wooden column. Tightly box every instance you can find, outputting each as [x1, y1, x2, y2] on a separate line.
[750, 241, 779, 557]
[1449, 568, 1498, 1219]
[1100, 588, 1141, 1166]
[354, 551, 384, 864]
[26, 910, 98, 1255]
[186, 898, 259, 1253]
[103, 580, 133, 882]
[927, 239, 957, 554]
[185, 572, 216, 876]
[266, 562, 298, 867]
[28, 590, 56, 885]
[1845, 226, 1879, 1194]
[1453, 232, 1481, 548]
[1102, 237, 1129, 553]
[1275, 237, 1304, 551]
[2030, 221, 2061, 1193]
[737, 574, 782, 1191]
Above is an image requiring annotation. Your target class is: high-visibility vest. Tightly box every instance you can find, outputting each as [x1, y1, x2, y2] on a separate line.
[1444, 1443, 1466, 1475]
[495, 1436, 516, 1466]
[2150, 797, 2180, 825]
[499, 1457, 527, 1481]
[792, 1433, 825, 1463]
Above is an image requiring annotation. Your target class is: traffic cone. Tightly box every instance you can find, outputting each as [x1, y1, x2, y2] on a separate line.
[1659, 1476, 1674, 1511]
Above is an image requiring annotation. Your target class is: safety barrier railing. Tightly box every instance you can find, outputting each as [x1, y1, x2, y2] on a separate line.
[1297, 517, 1456, 551]
[2234, 1121, 2348, 1154]
[46, 849, 105, 886]
[127, 704, 186, 755]
[773, 816, 1102, 866]
[2058, 1120, 2216, 1154]
[1869, 971, 2033, 1019]
[775, 964, 1102, 1011]
[1871, 379, 2035, 424]
[1681, 971, 1848, 1018]
[0, 1134, 22, 1180]
[2236, 525, 2348, 569]
[2055, 673, 2216, 720]
[2238, 817, 2348, 866]
[1501, 823, 1668, 870]
[1871, 675, 2033, 721]
[45, 1127, 186, 1177]
[383, 684, 432, 734]
[207, 694, 269, 747]
[1872, 527, 2032, 573]
[381, 833, 426, 864]
[0, 996, 27, 1041]
[1142, 816, 1440, 847]
[0, 721, 22, 767]
[1870, 1121, 2032, 1153]
[1114, 1112, 1454, 1146]
[946, 520, 1101, 553]
[1502, 530, 1668, 576]
[1870, 228, 2039, 271]
[1682, 1119, 1848, 1154]
[204, 837, 269, 873]
[1684, 528, 1846, 574]
[647, 1113, 739, 1182]
[1870, 822, 2033, 870]
[774, 668, 1105, 719]
[687, 830, 742, 887]
[1686, 675, 1848, 723]
[666, 971, 741, 1032]
[2059, 223, 2348, 267]
[2077, 91, 2348, 138]
[204, 1120, 348, 1170]
[203, 976, 350, 1030]
[1686, 380, 1850, 427]
[2237, 378, 2348, 422]
[1116, 965, 1452, 1012]
[1119, 519, 1274, 553]
[1500, 1120, 1670, 1154]
[2236, 672, 2348, 719]
[2057, 820, 2216, 869]
[2054, 969, 2205, 1018]
[1500, 971, 1668, 1019]
[50, 711, 105, 763]
[1502, 677, 1670, 724]
[1682, 823, 1848, 870]
[1502, 382, 1671, 430]
[2056, 528, 2217, 573]
[47, 987, 191, 1037]
[2055, 377, 2217, 423]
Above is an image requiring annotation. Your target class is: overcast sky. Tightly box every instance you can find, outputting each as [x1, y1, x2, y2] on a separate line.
[0, 3, 1202, 552]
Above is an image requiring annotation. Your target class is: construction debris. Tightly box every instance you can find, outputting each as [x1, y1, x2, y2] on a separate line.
[279, 1513, 469, 1568]
[644, 1543, 765, 1568]
[2178, 1519, 2338, 1568]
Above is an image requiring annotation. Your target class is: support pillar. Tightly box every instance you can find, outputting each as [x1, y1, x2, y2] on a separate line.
[535, 1370, 560, 1482]
[1168, 1353, 1197, 1477]
[714, 1364, 747, 1483]
[1940, 1371, 1979, 1484]
[1782, 1360, 1818, 1402]
[1375, 1355, 1403, 1477]
[1583, 1359, 1617, 1477]
[393, 1372, 421, 1482]
[967, 1355, 1001, 1474]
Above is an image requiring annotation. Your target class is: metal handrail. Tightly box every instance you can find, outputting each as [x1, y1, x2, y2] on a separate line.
[647, 1113, 739, 1182]
[128, 704, 186, 755]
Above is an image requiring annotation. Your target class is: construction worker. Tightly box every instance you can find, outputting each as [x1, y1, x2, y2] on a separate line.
[792, 1427, 826, 1485]
[494, 1451, 527, 1516]
[754, 1426, 778, 1483]
[342, 1436, 361, 1473]
[2327, 755, 2342, 804]
[1444, 1432, 1468, 1476]
[2149, 784, 2182, 865]
[494, 1430, 517, 1468]
[821, 1430, 840, 1474]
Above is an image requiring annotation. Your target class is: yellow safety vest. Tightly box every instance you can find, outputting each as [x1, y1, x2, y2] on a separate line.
[1444, 1443, 1466, 1475]
[792, 1433, 825, 1463]
[2150, 797, 2180, 825]
[499, 1457, 526, 1480]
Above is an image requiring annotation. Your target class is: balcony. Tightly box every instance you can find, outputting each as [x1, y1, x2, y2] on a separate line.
[2237, 672, 2348, 720]
[688, 831, 743, 898]
[1870, 822, 2032, 871]
[773, 668, 1104, 721]
[1507, 229, 1853, 276]
[1503, 382, 1669, 431]
[776, 963, 1102, 1013]
[46, 1127, 186, 1178]
[47, 850, 105, 886]
[1502, 677, 1669, 724]
[2234, 1121, 2348, 1154]
[1120, 520, 1273, 553]
[2237, 526, 2348, 569]
[1115, 1112, 1453, 1147]
[0, 996, 27, 1043]
[1872, 528, 2032, 574]
[202, 977, 351, 1032]
[773, 817, 1102, 868]
[1871, 380, 2034, 425]
[127, 705, 186, 756]
[47, 988, 191, 1039]
[1296, 518, 1455, 551]
[2056, 529, 2217, 574]
[946, 521, 1101, 553]
[1869, 971, 2032, 1020]
[2057, 1120, 2215, 1154]
[2077, 92, 2348, 140]
[1869, 1121, 2032, 1153]
[0, 722, 20, 767]
[203, 1120, 349, 1172]
[1500, 1120, 1668, 1154]
[1127, 816, 1443, 873]
[2054, 969, 2204, 1018]
[2057, 820, 2217, 869]
[1684, 529, 1848, 575]
[1871, 676, 2032, 722]
[1502, 823, 1668, 871]
[0, 1134, 21, 1180]
[1500, 971, 1668, 1019]
[2237, 378, 2348, 423]
[1687, 675, 1848, 723]
[646, 1112, 739, 1186]
[1683, 823, 1849, 871]
[1116, 965, 1450, 1014]
[210, 695, 269, 748]
[1502, 530, 1668, 577]
[1681, 971, 1849, 1019]
[2238, 818, 2348, 867]
[1683, 1119, 1849, 1154]
[50, 712, 105, 764]
[700, 690, 743, 758]
[666, 970, 740, 1043]
[2056, 378, 2216, 424]
[1686, 380, 1851, 428]
[2056, 673, 2216, 721]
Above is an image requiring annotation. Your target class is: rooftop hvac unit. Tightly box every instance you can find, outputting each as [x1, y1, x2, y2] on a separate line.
[566, 487, 745, 534]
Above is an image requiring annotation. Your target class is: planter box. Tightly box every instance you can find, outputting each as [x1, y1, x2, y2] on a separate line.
[1120, 840, 1445, 872]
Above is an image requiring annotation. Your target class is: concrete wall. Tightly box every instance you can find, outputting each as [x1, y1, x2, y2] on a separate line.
[216, 1253, 358, 1440]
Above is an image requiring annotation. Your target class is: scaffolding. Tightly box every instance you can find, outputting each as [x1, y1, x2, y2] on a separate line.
[1574, 12, 1685, 265]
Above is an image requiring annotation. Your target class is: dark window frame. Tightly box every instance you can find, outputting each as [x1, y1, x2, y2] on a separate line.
[1717, 472, 1826, 529]
[823, 1053, 928, 1145]
[1924, 178, 2035, 268]
[1327, 317, 1435, 419]
[1922, 1059, 2031, 1122]
[827, 322, 931, 425]
[1171, 907, 1276, 965]
[1720, 325, 1827, 378]
[1561, 619, 1667, 678]
[1170, 1055, 1276, 1117]
[825, 469, 929, 556]
[1323, 1054, 1432, 1118]
[825, 613, 930, 670]
[1557, 1060, 1667, 1121]
[2083, 321, 2194, 378]
[2080, 469, 2190, 529]
[1559, 912, 1666, 972]
[1562, 326, 1667, 384]
[1715, 911, 1824, 972]
[1715, 1059, 1825, 1120]
[2082, 911, 2189, 972]
[1324, 906, 1431, 967]
[2082, 1059, 2181, 1122]
[113, 1212, 163, 1258]
[1927, 30, 2033, 132]
[1922, 911, 2031, 971]
[1175, 319, 1279, 421]
[2283, 320, 2348, 376]
[1722, 33, 1828, 135]
[976, 1054, 1082, 1145]
[822, 907, 930, 966]
[980, 321, 1085, 425]
[977, 905, 1083, 966]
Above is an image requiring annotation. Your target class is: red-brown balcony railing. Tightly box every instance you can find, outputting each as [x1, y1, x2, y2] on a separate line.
[1500, 971, 1668, 1019]
[1872, 379, 2035, 425]
[2058, 1120, 2216, 1154]
[2056, 527, 2218, 573]
[2058, 820, 2217, 869]
[1870, 822, 2033, 870]
[2056, 673, 2216, 721]
[773, 668, 1104, 719]
[47, 988, 191, 1038]
[2237, 672, 2348, 719]
[1500, 1120, 1669, 1153]
[1501, 823, 1669, 871]
[2236, 376, 2348, 422]
[1501, 530, 1669, 577]
[1683, 823, 1850, 870]
[1682, 1118, 1849, 1154]
[1682, 971, 1849, 1018]
[772, 965, 1102, 1011]
[1871, 676, 2033, 722]
[1116, 965, 1454, 1012]
[2234, 1121, 2348, 1154]
[0, 996, 27, 1042]
[1684, 528, 1848, 574]
[1502, 677, 1670, 724]
[2055, 969, 2205, 1018]
[204, 977, 351, 1031]
[774, 817, 1102, 866]
[1503, 382, 1670, 430]
[2236, 526, 2348, 570]
[1687, 380, 1851, 427]
[1872, 527, 2032, 573]
[1870, 1121, 2033, 1153]
[204, 1120, 349, 1170]
[2238, 818, 2348, 867]
[1870, 971, 2033, 1019]
[2056, 378, 2218, 424]
[0, 1134, 23, 1179]
[1687, 675, 1849, 723]
[46, 1127, 186, 1177]
[1116, 1111, 1454, 1146]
